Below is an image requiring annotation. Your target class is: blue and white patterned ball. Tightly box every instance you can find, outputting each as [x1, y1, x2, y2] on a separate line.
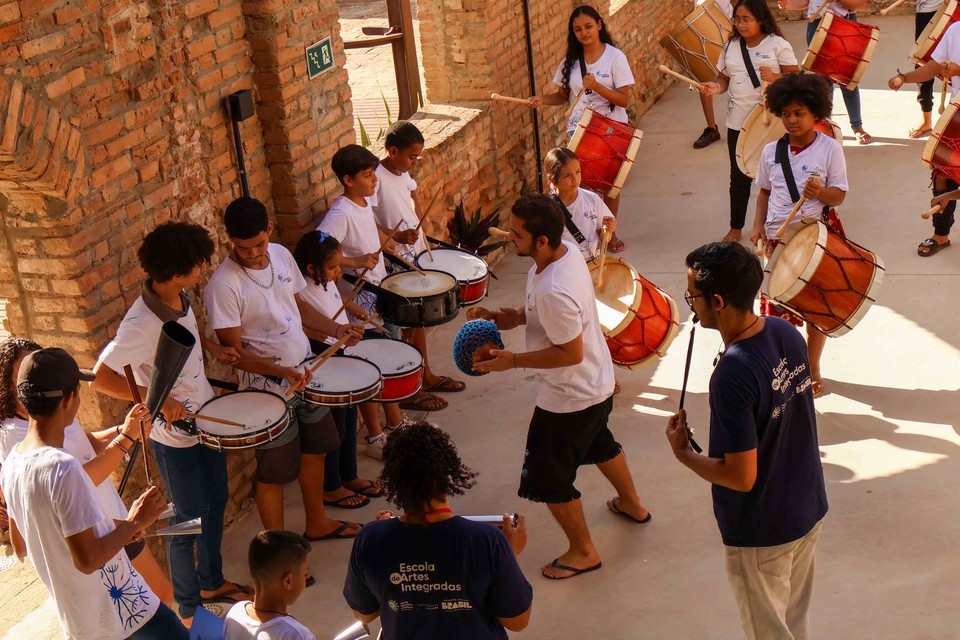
[453, 320, 505, 376]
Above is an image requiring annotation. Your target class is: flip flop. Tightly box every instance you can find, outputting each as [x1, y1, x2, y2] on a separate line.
[399, 392, 448, 411]
[918, 238, 950, 257]
[424, 376, 466, 393]
[608, 238, 626, 254]
[201, 584, 254, 604]
[542, 558, 602, 580]
[855, 130, 873, 145]
[344, 479, 385, 498]
[909, 127, 932, 139]
[608, 497, 652, 524]
[303, 521, 361, 542]
[323, 493, 370, 509]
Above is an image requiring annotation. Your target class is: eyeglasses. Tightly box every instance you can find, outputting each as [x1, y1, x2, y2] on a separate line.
[732, 17, 756, 24]
[684, 290, 705, 309]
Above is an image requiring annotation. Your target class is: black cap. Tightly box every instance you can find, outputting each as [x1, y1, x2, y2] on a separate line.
[17, 348, 96, 400]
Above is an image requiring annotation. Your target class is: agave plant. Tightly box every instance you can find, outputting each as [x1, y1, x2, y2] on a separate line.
[446, 200, 509, 257]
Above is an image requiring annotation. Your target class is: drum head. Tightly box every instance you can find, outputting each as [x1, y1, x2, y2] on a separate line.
[195, 391, 287, 437]
[346, 338, 424, 375]
[768, 220, 823, 299]
[661, 0, 733, 83]
[306, 355, 382, 393]
[589, 258, 641, 336]
[737, 105, 785, 179]
[381, 270, 458, 296]
[923, 99, 960, 175]
[416, 248, 488, 282]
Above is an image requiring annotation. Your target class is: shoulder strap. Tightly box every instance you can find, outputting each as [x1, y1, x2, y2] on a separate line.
[552, 194, 587, 244]
[775, 135, 802, 203]
[739, 37, 761, 89]
[578, 54, 592, 94]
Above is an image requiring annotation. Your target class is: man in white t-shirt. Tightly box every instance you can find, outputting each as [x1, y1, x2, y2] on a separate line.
[0, 348, 186, 639]
[205, 197, 362, 544]
[91, 222, 252, 622]
[475, 195, 650, 581]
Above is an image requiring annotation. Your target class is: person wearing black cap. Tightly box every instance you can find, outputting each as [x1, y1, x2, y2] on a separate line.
[0, 348, 188, 639]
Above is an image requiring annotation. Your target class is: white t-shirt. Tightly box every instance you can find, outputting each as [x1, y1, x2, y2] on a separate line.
[0, 446, 158, 639]
[373, 164, 427, 264]
[317, 195, 388, 286]
[807, 1, 852, 18]
[755, 131, 848, 239]
[932, 23, 960, 101]
[919, 0, 944, 13]
[698, 0, 733, 19]
[0, 417, 127, 520]
[98, 296, 214, 448]
[524, 241, 615, 413]
[205, 243, 312, 394]
[553, 45, 635, 134]
[555, 188, 611, 260]
[297, 279, 348, 346]
[717, 35, 798, 130]
[224, 601, 316, 640]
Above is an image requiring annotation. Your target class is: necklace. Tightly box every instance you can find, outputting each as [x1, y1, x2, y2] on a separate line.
[714, 316, 761, 366]
[235, 251, 275, 289]
[254, 605, 290, 618]
[424, 506, 453, 523]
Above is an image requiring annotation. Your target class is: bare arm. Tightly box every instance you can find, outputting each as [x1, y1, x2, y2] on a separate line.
[750, 188, 772, 245]
[473, 333, 583, 373]
[589, 83, 632, 109]
[352, 610, 380, 625]
[666, 411, 758, 492]
[213, 326, 311, 391]
[498, 608, 532, 633]
[9, 515, 26, 559]
[78, 404, 152, 487]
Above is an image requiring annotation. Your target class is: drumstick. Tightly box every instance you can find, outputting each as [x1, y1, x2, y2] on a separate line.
[365, 313, 388, 333]
[755, 237, 766, 259]
[333, 279, 365, 322]
[284, 334, 353, 398]
[941, 78, 950, 115]
[594, 229, 610, 288]
[413, 188, 442, 237]
[184, 412, 246, 428]
[337, 218, 405, 316]
[658, 64, 706, 90]
[922, 204, 941, 219]
[761, 80, 770, 126]
[122, 364, 152, 486]
[677, 323, 703, 454]
[775, 196, 807, 239]
[490, 93, 532, 105]
[488, 227, 511, 237]
[565, 87, 586, 119]
[388, 251, 425, 275]
[237, 355, 280, 363]
[879, 0, 909, 16]
[809, 2, 829, 23]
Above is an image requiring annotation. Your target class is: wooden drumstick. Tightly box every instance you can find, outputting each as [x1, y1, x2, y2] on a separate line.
[388, 251, 425, 275]
[922, 204, 941, 219]
[413, 188, 442, 233]
[658, 65, 706, 90]
[488, 227, 511, 237]
[184, 412, 246, 428]
[755, 237, 766, 258]
[879, 0, 909, 16]
[809, 2, 829, 23]
[365, 313, 388, 333]
[941, 78, 950, 115]
[285, 334, 353, 398]
[338, 218, 405, 315]
[122, 364, 152, 486]
[565, 87, 586, 119]
[332, 279, 365, 322]
[775, 197, 807, 239]
[594, 229, 610, 288]
[490, 93, 533, 105]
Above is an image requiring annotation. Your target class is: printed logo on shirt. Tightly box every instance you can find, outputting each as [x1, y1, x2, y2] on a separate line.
[100, 555, 151, 629]
[389, 562, 463, 594]
[768, 357, 813, 419]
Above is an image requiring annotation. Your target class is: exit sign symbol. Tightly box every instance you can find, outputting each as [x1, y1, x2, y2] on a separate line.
[306, 37, 334, 79]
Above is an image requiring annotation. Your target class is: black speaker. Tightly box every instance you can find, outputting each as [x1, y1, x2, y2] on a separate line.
[228, 89, 254, 122]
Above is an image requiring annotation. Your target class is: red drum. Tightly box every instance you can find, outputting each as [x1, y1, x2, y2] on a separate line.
[344, 337, 424, 402]
[766, 219, 884, 337]
[923, 99, 960, 182]
[589, 257, 680, 369]
[911, 0, 960, 65]
[569, 109, 644, 199]
[802, 13, 880, 91]
[415, 247, 489, 306]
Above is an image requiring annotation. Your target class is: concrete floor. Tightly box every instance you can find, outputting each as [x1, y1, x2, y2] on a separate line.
[4, 13, 960, 640]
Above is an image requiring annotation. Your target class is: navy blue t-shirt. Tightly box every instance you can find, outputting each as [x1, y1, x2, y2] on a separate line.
[708, 317, 828, 547]
[343, 516, 533, 640]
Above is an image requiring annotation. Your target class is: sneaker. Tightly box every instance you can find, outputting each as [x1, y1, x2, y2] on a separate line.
[693, 126, 720, 149]
[365, 433, 387, 460]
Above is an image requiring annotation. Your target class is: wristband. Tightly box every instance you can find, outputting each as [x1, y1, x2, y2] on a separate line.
[114, 438, 129, 455]
[116, 426, 136, 445]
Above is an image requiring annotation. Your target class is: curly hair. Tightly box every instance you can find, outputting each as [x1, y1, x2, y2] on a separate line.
[137, 222, 215, 283]
[293, 231, 341, 290]
[0, 338, 41, 421]
[379, 422, 478, 518]
[560, 6, 617, 97]
[766, 73, 832, 120]
[730, 0, 783, 40]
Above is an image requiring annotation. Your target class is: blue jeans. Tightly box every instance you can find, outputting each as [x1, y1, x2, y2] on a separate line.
[807, 14, 863, 130]
[151, 441, 229, 619]
[324, 406, 360, 491]
[127, 603, 189, 639]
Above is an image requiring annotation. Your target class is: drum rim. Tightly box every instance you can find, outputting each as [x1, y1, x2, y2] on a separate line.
[195, 389, 288, 433]
[304, 354, 383, 393]
[609, 128, 644, 199]
[298, 378, 383, 405]
[198, 418, 289, 449]
[922, 99, 960, 168]
[847, 24, 880, 91]
[661, 0, 733, 82]
[345, 336, 425, 377]
[414, 248, 489, 285]
[612, 280, 681, 370]
[767, 219, 826, 302]
[910, 1, 959, 64]
[736, 103, 783, 179]
[569, 108, 594, 149]
[590, 256, 643, 336]
[380, 268, 459, 299]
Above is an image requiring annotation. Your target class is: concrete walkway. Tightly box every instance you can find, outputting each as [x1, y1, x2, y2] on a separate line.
[4, 13, 959, 640]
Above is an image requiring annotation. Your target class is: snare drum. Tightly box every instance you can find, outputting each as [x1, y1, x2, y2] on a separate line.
[377, 269, 461, 327]
[194, 391, 289, 451]
[923, 99, 960, 183]
[737, 108, 845, 179]
[802, 13, 880, 91]
[660, 0, 734, 83]
[766, 218, 884, 337]
[589, 257, 680, 369]
[569, 109, 644, 199]
[297, 355, 383, 406]
[911, 0, 960, 65]
[415, 247, 489, 306]
[344, 337, 424, 402]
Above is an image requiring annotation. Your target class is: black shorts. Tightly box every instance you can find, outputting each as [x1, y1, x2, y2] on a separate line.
[255, 400, 339, 485]
[518, 396, 621, 504]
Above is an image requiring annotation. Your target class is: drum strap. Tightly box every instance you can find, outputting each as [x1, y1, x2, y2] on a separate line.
[775, 135, 802, 203]
[552, 194, 588, 244]
[738, 37, 761, 89]
[578, 54, 614, 112]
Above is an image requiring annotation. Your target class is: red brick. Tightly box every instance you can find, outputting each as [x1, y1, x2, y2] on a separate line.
[20, 32, 65, 59]
[90, 154, 133, 188]
[185, 0, 219, 20]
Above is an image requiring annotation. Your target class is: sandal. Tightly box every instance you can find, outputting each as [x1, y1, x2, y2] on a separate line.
[909, 126, 932, 139]
[344, 479, 385, 498]
[855, 130, 873, 145]
[424, 376, 466, 393]
[918, 237, 950, 257]
[202, 583, 254, 604]
[303, 521, 361, 542]
[607, 237, 626, 254]
[323, 493, 370, 509]
[399, 392, 448, 411]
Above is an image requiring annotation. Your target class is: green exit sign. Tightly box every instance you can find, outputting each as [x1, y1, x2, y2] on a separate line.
[306, 37, 334, 79]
